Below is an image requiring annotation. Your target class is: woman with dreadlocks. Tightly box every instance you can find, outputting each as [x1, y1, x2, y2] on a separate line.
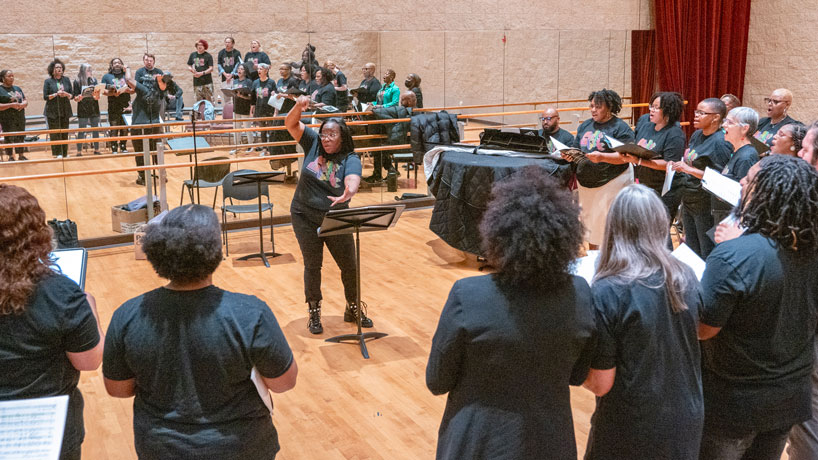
[697, 155, 818, 460]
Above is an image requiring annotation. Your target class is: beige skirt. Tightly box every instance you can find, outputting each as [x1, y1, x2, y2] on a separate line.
[577, 165, 634, 246]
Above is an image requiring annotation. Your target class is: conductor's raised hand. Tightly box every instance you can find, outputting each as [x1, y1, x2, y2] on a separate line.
[296, 95, 311, 110]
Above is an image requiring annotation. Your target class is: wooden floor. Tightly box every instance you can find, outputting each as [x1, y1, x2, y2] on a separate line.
[78, 207, 600, 460]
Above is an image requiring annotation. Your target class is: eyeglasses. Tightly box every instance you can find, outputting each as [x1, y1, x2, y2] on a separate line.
[649, 106, 661, 112]
[694, 110, 718, 116]
[319, 132, 339, 141]
[764, 98, 785, 105]
[539, 116, 558, 122]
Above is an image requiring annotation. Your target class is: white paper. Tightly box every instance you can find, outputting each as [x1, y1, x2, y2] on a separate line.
[360, 103, 370, 113]
[550, 136, 571, 152]
[250, 368, 273, 415]
[269, 94, 285, 111]
[661, 162, 675, 196]
[671, 243, 706, 281]
[604, 134, 624, 148]
[702, 167, 742, 207]
[571, 250, 599, 286]
[49, 249, 86, 288]
[0, 395, 69, 460]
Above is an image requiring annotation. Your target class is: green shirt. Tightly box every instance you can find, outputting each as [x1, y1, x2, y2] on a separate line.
[373, 82, 399, 108]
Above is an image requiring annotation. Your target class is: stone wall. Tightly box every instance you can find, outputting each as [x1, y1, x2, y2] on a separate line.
[743, 1, 818, 124]
[4, 0, 653, 125]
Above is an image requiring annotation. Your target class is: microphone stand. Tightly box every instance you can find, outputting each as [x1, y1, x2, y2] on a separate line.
[190, 103, 201, 204]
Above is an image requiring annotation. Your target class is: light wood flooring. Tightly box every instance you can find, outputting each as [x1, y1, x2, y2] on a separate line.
[77, 207, 602, 460]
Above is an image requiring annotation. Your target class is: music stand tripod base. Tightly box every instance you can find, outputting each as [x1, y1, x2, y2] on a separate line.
[318, 205, 405, 359]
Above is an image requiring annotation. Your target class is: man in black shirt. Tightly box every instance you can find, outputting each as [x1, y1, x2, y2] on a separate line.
[134, 53, 162, 83]
[357, 62, 381, 106]
[698, 156, 818, 460]
[537, 108, 573, 152]
[127, 72, 167, 185]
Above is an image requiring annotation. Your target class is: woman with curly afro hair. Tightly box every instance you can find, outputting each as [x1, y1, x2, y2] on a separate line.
[426, 166, 596, 460]
[0, 184, 103, 460]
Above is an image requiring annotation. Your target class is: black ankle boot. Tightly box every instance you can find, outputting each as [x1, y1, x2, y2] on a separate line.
[344, 301, 373, 328]
[307, 301, 323, 334]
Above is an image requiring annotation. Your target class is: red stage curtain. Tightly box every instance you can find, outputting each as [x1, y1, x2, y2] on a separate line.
[631, 30, 657, 122]
[653, 0, 752, 134]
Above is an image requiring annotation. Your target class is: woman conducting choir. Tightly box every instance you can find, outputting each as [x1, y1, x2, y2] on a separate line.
[0, 184, 104, 460]
[564, 88, 635, 249]
[671, 98, 732, 259]
[583, 184, 704, 459]
[426, 167, 595, 460]
[284, 95, 370, 334]
[621, 91, 686, 225]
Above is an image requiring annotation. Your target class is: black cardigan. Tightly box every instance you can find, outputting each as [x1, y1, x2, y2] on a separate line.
[43, 76, 74, 119]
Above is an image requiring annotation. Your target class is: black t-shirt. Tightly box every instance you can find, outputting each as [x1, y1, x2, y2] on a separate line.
[0, 273, 100, 454]
[573, 116, 635, 188]
[275, 76, 299, 114]
[334, 70, 348, 108]
[217, 49, 242, 80]
[243, 52, 270, 80]
[103, 285, 293, 460]
[102, 72, 131, 111]
[587, 272, 703, 459]
[358, 77, 381, 104]
[0, 84, 26, 124]
[299, 79, 320, 98]
[411, 86, 423, 109]
[251, 78, 276, 116]
[633, 122, 686, 193]
[680, 129, 733, 203]
[72, 77, 101, 118]
[634, 112, 651, 137]
[699, 233, 818, 432]
[131, 80, 165, 125]
[291, 126, 362, 213]
[755, 115, 799, 146]
[134, 66, 163, 84]
[313, 82, 337, 106]
[539, 127, 576, 154]
[710, 144, 759, 217]
[187, 52, 214, 86]
[231, 78, 255, 116]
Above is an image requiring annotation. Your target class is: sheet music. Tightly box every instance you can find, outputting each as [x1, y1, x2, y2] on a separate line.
[550, 137, 572, 151]
[360, 103, 370, 113]
[571, 250, 599, 285]
[269, 94, 285, 111]
[49, 249, 86, 289]
[604, 134, 624, 148]
[661, 162, 675, 196]
[702, 167, 742, 207]
[0, 395, 69, 460]
[250, 368, 273, 415]
[671, 243, 706, 281]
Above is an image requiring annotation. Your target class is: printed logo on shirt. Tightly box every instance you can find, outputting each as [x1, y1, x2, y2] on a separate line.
[197, 58, 205, 67]
[684, 147, 698, 164]
[637, 138, 656, 150]
[579, 130, 606, 151]
[754, 130, 773, 143]
[306, 158, 340, 188]
[223, 56, 234, 67]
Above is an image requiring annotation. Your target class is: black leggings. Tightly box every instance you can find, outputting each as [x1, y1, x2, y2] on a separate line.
[47, 116, 70, 157]
[291, 208, 358, 304]
[0, 115, 25, 158]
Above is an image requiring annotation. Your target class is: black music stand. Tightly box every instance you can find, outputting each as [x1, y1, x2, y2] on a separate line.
[231, 171, 285, 267]
[320, 205, 405, 359]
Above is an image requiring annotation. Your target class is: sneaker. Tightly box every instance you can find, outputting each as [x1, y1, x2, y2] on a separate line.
[136, 176, 145, 186]
[229, 149, 238, 155]
[76, 152, 83, 157]
[308, 301, 323, 334]
[344, 301, 374, 328]
[17, 155, 27, 161]
[363, 175, 383, 184]
[121, 148, 129, 154]
[93, 151, 101, 155]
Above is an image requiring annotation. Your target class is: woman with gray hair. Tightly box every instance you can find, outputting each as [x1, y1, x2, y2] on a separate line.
[583, 184, 704, 459]
[72, 63, 101, 156]
[712, 106, 760, 222]
[102, 204, 297, 459]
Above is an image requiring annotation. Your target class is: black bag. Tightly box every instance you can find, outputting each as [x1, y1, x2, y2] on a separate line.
[48, 219, 79, 248]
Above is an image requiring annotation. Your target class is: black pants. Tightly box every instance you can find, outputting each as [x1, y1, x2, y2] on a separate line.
[258, 118, 273, 146]
[372, 152, 394, 178]
[47, 116, 70, 157]
[0, 116, 25, 158]
[291, 208, 357, 304]
[699, 424, 790, 460]
[108, 108, 129, 152]
[132, 126, 161, 179]
[682, 197, 715, 259]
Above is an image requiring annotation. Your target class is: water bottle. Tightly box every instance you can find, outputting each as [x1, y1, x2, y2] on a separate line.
[387, 167, 398, 192]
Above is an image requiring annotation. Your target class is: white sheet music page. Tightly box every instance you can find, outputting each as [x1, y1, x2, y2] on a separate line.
[702, 167, 742, 207]
[671, 243, 706, 281]
[661, 162, 675, 196]
[0, 395, 69, 460]
[571, 250, 599, 286]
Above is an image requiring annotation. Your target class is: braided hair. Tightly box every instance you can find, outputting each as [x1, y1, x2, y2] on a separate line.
[738, 155, 818, 252]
